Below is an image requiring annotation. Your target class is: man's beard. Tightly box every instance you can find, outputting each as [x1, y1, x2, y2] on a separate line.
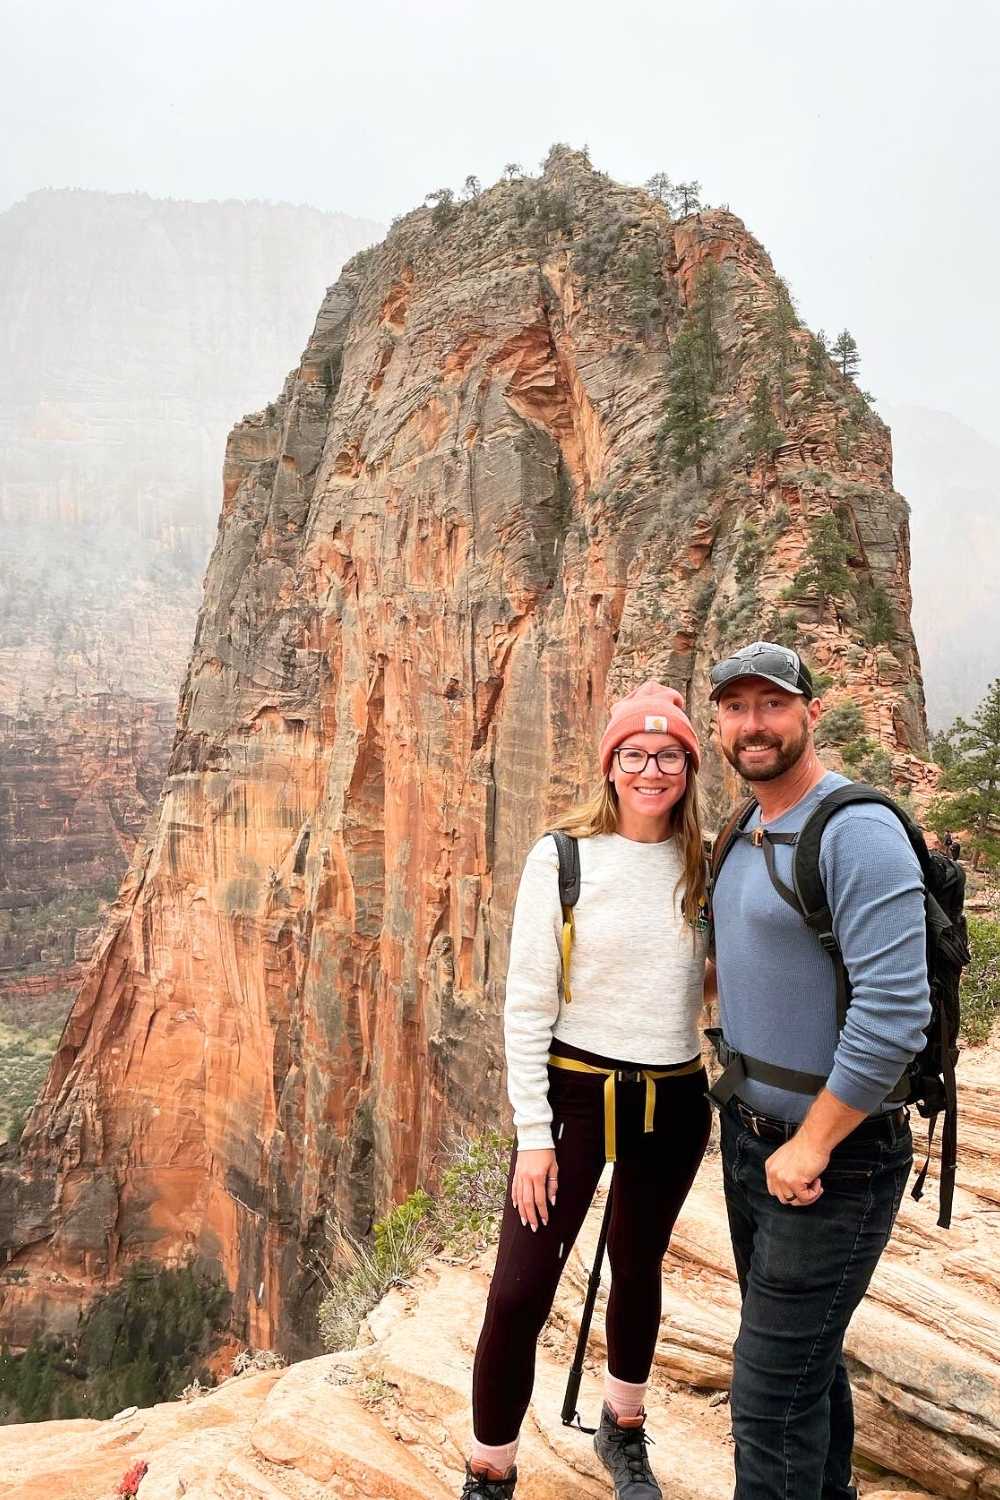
[722, 721, 811, 782]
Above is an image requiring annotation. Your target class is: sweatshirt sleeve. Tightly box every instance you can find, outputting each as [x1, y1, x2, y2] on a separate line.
[821, 810, 932, 1114]
[503, 836, 564, 1150]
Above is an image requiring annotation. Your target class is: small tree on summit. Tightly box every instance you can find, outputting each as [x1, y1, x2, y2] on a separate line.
[503, 163, 522, 180]
[675, 180, 703, 215]
[645, 172, 675, 207]
[831, 329, 860, 379]
[425, 188, 458, 229]
[463, 175, 481, 200]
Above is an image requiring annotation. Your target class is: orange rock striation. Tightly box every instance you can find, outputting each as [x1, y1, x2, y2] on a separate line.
[0, 148, 936, 1357]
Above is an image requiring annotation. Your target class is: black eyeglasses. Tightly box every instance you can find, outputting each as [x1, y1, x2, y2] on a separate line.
[614, 747, 688, 776]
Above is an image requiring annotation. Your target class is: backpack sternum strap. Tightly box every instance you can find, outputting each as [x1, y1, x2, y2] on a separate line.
[755, 828, 800, 911]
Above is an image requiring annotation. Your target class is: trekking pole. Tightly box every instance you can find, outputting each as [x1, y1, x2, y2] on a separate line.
[561, 1185, 613, 1432]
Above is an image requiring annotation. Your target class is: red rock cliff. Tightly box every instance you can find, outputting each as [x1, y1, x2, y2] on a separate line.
[0, 149, 932, 1356]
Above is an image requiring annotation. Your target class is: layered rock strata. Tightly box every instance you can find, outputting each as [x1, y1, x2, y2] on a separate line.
[0, 148, 935, 1356]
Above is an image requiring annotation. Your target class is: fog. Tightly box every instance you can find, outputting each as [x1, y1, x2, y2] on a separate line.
[3, 0, 998, 440]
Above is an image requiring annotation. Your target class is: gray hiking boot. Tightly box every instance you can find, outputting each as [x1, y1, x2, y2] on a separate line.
[460, 1461, 517, 1498]
[594, 1402, 662, 1499]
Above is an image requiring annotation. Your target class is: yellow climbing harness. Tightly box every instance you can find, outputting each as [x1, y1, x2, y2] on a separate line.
[547, 1052, 703, 1162]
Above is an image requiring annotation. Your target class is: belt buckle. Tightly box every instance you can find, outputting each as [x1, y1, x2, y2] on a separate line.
[736, 1100, 761, 1136]
[617, 1068, 642, 1084]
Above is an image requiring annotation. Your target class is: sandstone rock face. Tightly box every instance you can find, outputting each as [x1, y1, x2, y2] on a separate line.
[0, 150, 935, 1356]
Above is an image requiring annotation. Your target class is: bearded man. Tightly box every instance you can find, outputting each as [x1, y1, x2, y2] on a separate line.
[705, 641, 931, 1500]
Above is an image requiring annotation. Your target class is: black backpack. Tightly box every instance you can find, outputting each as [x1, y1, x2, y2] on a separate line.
[710, 783, 971, 1228]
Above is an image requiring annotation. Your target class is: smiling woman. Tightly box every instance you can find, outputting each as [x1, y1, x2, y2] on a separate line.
[459, 680, 711, 1500]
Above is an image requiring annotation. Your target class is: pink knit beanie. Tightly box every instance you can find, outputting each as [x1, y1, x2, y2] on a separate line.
[599, 680, 701, 774]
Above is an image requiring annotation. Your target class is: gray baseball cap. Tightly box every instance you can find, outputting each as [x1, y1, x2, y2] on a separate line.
[709, 641, 814, 701]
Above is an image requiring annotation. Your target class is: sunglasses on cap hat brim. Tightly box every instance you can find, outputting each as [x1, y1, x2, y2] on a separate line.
[709, 646, 812, 701]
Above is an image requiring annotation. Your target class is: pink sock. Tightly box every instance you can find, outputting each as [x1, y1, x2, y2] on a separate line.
[604, 1371, 647, 1421]
[469, 1437, 519, 1476]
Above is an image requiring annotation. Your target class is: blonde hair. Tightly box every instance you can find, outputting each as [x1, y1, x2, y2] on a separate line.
[547, 769, 708, 926]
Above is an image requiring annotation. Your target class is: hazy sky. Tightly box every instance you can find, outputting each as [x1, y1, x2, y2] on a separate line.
[3, 0, 998, 440]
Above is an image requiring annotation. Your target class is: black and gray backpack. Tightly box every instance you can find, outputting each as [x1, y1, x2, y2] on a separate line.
[709, 783, 971, 1228]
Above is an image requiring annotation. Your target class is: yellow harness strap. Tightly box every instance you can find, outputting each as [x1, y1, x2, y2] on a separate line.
[547, 1053, 703, 1162]
[560, 906, 576, 1003]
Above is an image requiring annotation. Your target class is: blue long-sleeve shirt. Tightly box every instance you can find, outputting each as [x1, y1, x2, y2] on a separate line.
[713, 771, 932, 1120]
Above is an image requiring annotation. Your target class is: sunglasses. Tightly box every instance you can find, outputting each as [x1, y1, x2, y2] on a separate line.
[709, 645, 810, 696]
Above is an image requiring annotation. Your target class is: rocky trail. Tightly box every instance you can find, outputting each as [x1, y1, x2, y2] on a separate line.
[3, 1059, 997, 1500]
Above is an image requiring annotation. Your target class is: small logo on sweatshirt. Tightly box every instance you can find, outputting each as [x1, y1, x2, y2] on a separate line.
[644, 714, 668, 732]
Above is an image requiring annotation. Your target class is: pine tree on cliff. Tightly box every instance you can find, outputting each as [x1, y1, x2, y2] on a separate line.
[692, 261, 724, 385]
[675, 180, 703, 214]
[767, 276, 797, 414]
[745, 375, 784, 461]
[645, 172, 675, 207]
[831, 328, 860, 379]
[928, 679, 1000, 868]
[659, 324, 716, 481]
[807, 329, 830, 397]
[658, 265, 723, 480]
[788, 513, 853, 615]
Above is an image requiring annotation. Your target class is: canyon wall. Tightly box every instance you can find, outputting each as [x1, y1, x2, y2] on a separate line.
[0, 149, 933, 1357]
[0, 190, 382, 1004]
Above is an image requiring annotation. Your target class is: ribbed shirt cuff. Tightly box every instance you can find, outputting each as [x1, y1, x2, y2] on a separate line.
[516, 1125, 555, 1151]
[825, 1062, 898, 1116]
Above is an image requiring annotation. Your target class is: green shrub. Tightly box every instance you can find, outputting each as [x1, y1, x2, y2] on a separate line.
[435, 1129, 512, 1255]
[815, 703, 864, 747]
[315, 1130, 513, 1353]
[962, 917, 1000, 1045]
[860, 582, 894, 645]
[317, 1195, 432, 1353]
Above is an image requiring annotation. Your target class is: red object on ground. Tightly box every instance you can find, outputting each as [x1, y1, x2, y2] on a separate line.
[116, 1459, 148, 1497]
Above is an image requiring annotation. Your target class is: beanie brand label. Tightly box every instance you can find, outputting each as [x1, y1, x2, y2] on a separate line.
[644, 715, 669, 732]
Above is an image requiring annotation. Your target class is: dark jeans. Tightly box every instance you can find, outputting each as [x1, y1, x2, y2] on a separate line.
[472, 1046, 711, 1444]
[720, 1100, 912, 1500]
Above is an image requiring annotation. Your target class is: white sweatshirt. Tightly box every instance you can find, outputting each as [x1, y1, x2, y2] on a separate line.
[503, 832, 708, 1150]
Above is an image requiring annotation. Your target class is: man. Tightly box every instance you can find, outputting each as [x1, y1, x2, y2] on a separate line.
[706, 641, 931, 1500]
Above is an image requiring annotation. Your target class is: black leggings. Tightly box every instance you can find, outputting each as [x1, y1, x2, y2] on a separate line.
[472, 1043, 711, 1444]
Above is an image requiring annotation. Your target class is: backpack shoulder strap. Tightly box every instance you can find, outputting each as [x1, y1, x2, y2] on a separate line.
[791, 782, 929, 1036]
[548, 832, 580, 1004]
[792, 782, 930, 930]
[549, 831, 581, 908]
[710, 797, 758, 885]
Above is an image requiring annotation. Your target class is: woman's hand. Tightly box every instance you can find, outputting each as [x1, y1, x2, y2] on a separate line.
[512, 1148, 558, 1231]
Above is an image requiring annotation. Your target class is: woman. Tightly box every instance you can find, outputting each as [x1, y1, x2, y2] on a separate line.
[461, 681, 712, 1500]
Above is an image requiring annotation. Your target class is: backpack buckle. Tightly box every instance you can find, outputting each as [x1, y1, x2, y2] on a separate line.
[751, 827, 764, 847]
[817, 932, 839, 955]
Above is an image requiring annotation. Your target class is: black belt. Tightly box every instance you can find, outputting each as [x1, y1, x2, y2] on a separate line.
[728, 1096, 906, 1144]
